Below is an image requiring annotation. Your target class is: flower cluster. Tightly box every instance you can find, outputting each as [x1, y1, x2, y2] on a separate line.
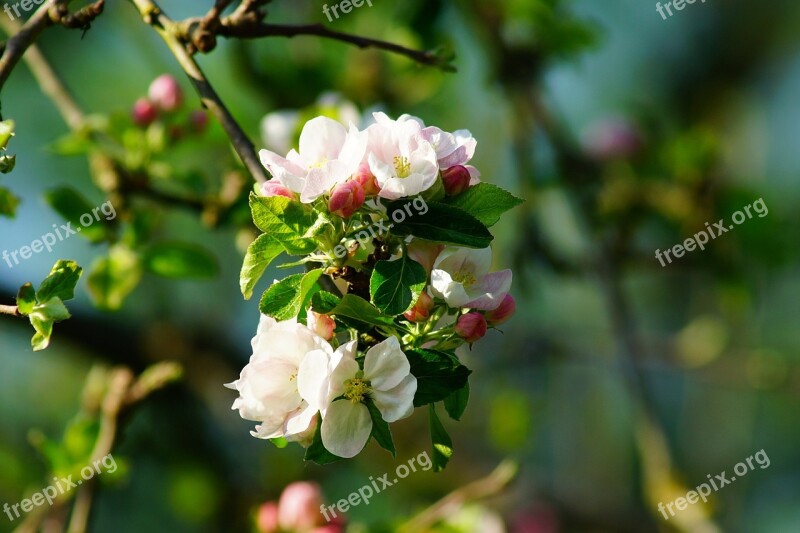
[131, 74, 208, 138]
[229, 112, 522, 468]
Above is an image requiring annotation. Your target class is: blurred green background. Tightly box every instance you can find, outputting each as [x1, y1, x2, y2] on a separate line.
[1, 0, 799, 531]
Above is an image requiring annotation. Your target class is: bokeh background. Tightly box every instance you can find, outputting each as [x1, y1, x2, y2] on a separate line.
[1, 0, 799, 531]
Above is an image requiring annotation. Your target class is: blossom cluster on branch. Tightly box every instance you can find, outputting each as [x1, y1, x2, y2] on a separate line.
[227, 112, 523, 468]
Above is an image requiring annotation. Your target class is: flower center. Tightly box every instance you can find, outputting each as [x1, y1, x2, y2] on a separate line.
[289, 372, 297, 382]
[343, 377, 372, 403]
[309, 158, 328, 170]
[393, 156, 411, 178]
[452, 270, 477, 287]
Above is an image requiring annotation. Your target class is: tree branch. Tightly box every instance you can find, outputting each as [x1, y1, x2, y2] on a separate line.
[0, 304, 20, 316]
[129, 0, 269, 184]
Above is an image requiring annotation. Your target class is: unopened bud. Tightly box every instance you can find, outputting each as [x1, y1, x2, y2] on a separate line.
[132, 98, 158, 127]
[353, 162, 380, 196]
[403, 291, 434, 322]
[148, 74, 183, 112]
[455, 312, 487, 343]
[485, 294, 515, 325]
[328, 180, 365, 218]
[308, 310, 335, 341]
[441, 165, 472, 196]
[190, 110, 209, 133]
[256, 502, 279, 533]
[261, 181, 294, 199]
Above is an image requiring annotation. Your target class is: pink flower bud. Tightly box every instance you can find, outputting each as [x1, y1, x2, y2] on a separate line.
[353, 162, 380, 196]
[261, 181, 294, 199]
[132, 98, 158, 127]
[278, 482, 324, 530]
[485, 294, 515, 325]
[190, 110, 209, 133]
[441, 165, 472, 196]
[256, 502, 279, 533]
[455, 312, 487, 343]
[148, 74, 183, 112]
[582, 118, 642, 160]
[308, 310, 335, 341]
[328, 180, 365, 218]
[404, 291, 434, 322]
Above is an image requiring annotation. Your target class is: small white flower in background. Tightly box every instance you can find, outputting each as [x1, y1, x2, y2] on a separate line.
[261, 110, 300, 155]
[316, 337, 417, 458]
[431, 246, 512, 310]
[366, 112, 439, 200]
[259, 116, 367, 203]
[226, 315, 334, 446]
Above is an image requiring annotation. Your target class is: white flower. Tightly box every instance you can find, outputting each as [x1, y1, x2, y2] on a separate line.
[431, 247, 512, 311]
[366, 112, 439, 200]
[315, 337, 417, 458]
[259, 116, 367, 203]
[420, 125, 477, 169]
[226, 315, 334, 446]
[260, 109, 300, 155]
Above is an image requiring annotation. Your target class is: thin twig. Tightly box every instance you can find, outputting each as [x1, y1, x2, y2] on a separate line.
[0, 303, 20, 316]
[129, 0, 269, 184]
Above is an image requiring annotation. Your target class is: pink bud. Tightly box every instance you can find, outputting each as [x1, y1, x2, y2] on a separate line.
[308, 310, 335, 341]
[132, 98, 158, 127]
[190, 110, 209, 133]
[441, 165, 472, 196]
[256, 502, 279, 533]
[353, 162, 380, 196]
[407, 240, 443, 274]
[485, 294, 515, 325]
[261, 181, 294, 199]
[328, 180, 365, 218]
[278, 482, 324, 530]
[582, 118, 642, 160]
[148, 74, 183, 112]
[455, 312, 487, 343]
[404, 291, 434, 322]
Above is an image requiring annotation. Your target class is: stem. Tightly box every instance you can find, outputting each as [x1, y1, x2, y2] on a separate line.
[129, 0, 269, 184]
[0, 304, 20, 316]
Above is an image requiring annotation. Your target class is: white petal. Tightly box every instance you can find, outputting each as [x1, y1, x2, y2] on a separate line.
[372, 374, 417, 422]
[285, 402, 317, 436]
[363, 337, 410, 391]
[297, 349, 332, 410]
[299, 116, 347, 163]
[327, 342, 359, 402]
[300, 160, 351, 203]
[431, 268, 470, 308]
[466, 269, 513, 310]
[321, 400, 372, 458]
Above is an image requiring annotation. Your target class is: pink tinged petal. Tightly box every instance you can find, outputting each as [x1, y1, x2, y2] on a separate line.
[297, 349, 332, 410]
[284, 403, 317, 436]
[372, 374, 417, 422]
[431, 269, 471, 308]
[465, 165, 482, 185]
[299, 116, 348, 163]
[259, 149, 306, 182]
[438, 146, 471, 169]
[363, 337, 410, 390]
[320, 400, 372, 458]
[301, 161, 351, 203]
[338, 126, 369, 171]
[466, 269, 513, 310]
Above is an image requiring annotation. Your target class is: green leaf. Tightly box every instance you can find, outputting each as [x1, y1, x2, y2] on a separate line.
[0, 154, 15, 174]
[304, 419, 343, 465]
[369, 256, 426, 315]
[86, 246, 142, 311]
[311, 293, 395, 329]
[0, 186, 19, 217]
[142, 242, 218, 279]
[16, 283, 36, 316]
[429, 404, 453, 472]
[407, 349, 472, 406]
[0, 119, 14, 149]
[443, 382, 470, 421]
[29, 298, 71, 351]
[43, 188, 109, 243]
[36, 260, 83, 303]
[310, 291, 341, 312]
[249, 193, 318, 255]
[259, 270, 322, 320]
[366, 400, 396, 457]
[240, 234, 284, 299]
[445, 183, 524, 227]
[49, 132, 94, 156]
[387, 201, 493, 248]
[269, 437, 289, 449]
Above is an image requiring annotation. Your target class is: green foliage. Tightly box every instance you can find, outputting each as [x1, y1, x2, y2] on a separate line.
[240, 234, 284, 299]
[249, 193, 321, 255]
[366, 400, 396, 457]
[444, 382, 470, 421]
[87, 245, 142, 311]
[0, 187, 19, 217]
[407, 349, 472, 406]
[388, 200, 493, 248]
[445, 183, 524, 227]
[369, 256, 426, 315]
[43, 187, 111, 243]
[304, 421, 343, 465]
[142, 242, 219, 279]
[311, 293, 396, 329]
[259, 270, 322, 320]
[429, 404, 453, 472]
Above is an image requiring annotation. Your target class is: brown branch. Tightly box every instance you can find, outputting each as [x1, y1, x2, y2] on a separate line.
[0, 303, 20, 316]
[129, 0, 269, 184]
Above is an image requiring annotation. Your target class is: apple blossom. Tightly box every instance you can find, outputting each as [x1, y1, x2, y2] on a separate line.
[420, 125, 477, 169]
[455, 312, 488, 343]
[256, 502, 280, 533]
[485, 294, 516, 325]
[307, 310, 335, 341]
[132, 98, 157, 127]
[259, 116, 367, 203]
[261, 180, 295, 199]
[319, 337, 417, 458]
[278, 482, 324, 531]
[441, 165, 472, 196]
[353, 162, 381, 196]
[328, 179, 366, 218]
[431, 247, 512, 310]
[407, 240, 444, 274]
[148, 74, 183, 112]
[403, 291, 434, 322]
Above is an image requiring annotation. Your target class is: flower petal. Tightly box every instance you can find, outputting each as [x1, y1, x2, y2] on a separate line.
[297, 349, 332, 410]
[430, 268, 470, 308]
[321, 400, 371, 458]
[299, 116, 347, 164]
[363, 337, 410, 390]
[372, 374, 417, 422]
[466, 269, 513, 310]
[327, 341, 359, 402]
